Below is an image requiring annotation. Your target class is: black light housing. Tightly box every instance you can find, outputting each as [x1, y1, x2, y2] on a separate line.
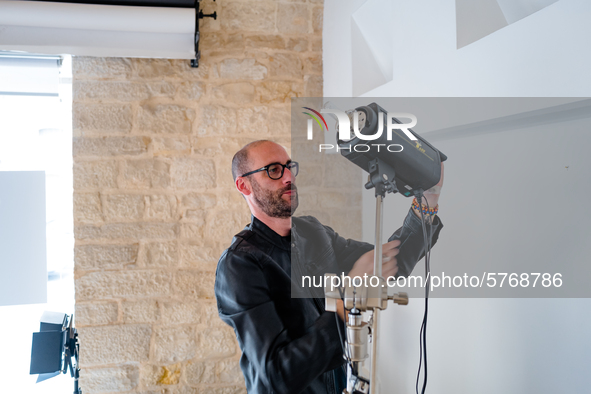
[30, 312, 81, 392]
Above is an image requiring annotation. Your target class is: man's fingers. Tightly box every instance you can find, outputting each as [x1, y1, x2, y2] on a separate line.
[383, 263, 398, 278]
[383, 240, 401, 250]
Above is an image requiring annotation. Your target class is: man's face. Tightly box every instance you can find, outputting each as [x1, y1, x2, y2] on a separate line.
[245, 143, 299, 218]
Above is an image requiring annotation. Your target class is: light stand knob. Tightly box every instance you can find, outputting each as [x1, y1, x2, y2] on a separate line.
[389, 292, 408, 305]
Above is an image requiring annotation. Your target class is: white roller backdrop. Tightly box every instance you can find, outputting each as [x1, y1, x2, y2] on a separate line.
[0, 0, 196, 58]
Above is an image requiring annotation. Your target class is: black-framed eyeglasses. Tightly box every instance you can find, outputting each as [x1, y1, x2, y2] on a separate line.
[240, 161, 299, 180]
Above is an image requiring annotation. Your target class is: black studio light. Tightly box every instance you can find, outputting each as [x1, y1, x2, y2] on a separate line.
[30, 312, 81, 393]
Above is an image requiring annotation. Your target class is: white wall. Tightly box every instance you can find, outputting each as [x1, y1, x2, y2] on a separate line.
[325, 0, 591, 97]
[323, 1, 591, 393]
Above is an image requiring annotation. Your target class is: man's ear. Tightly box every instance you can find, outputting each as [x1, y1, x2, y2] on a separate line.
[236, 177, 252, 196]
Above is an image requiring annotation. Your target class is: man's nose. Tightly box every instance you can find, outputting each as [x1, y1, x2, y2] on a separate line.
[281, 166, 294, 184]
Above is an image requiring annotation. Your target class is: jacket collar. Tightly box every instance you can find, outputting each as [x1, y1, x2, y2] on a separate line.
[250, 215, 292, 251]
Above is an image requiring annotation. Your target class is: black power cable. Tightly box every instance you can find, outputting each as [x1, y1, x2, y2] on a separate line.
[415, 192, 433, 394]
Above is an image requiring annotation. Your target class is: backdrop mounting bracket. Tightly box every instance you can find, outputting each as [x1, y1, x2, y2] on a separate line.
[191, 0, 217, 68]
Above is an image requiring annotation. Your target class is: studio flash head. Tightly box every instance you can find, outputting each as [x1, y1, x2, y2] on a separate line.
[336, 102, 447, 197]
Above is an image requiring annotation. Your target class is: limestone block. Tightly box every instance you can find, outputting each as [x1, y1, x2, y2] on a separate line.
[182, 193, 217, 211]
[323, 156, 361, 188]
[129, 58, 210, 81]
[73, 103, 133, 133]
[76, 270, 173, 300]
[183, 208, 207, 223]
[217, 359, 244, 384]
[201, 302, 226, 328]
[244, 35, 285, 50]
[286, 37, 309, 52]
[171, 158, 216, 189]
[212, 82, 255, 104]
[294, 164, 323, 187]
[74, 192, 103, 223]
[141, 362, 182, 388]
[311, 36, 322, 52]
[75, 223, 178, 241]
[207, 388, 247, 394]
[269, 53, 303, 79]
[73, 160, 118, 190]
[312, 5, 323, 33]
[132, 58, 186, 79]
[277, 3, 309, 34]
[257, 81, 303, 104]
[191, 137, 251, 159]
[180, 223, 205, 240]
[73, 57, 132, 80]
[196, 326, 236, 359]
[75, 302, 118, 326]
[219, 59, 267, 80]
[173, 271, 215, 299]
[73, 136, 150, 157]
[139, 241, 179, 268]
[179, 243, 218, 270]
[237, 106, 268, 134]
[216, 192, 246, 212]
[160, 301, 203, 325]
[292, 139, 323, 164]
[184, 361, 215, 385]
[75, 244, 139, 270]
[202, 33, 245, 52]
[327, 208, 362, 240]
[120, 159, 171, 190]
[193, 388, 246, 394]
[267, 105, 291, 135]
[294, 189, 319, 214]
[153, 325, 197, 363]
[148, 195, 179, 220]
[304, 74, 323, 97]
[78, 325, 151, 366]
[122, 299, 160, 323]
[206, 210, 247, 242]
[145, 195, 178, 220]
[177, 81, 206, 101]
[74, 81, 175, 102]
[197, 106, 238, 136]
[80, 364, 139, 393]
[103, 194, 145, 222]
[304, 54, 322, 75]
[138, 104, 196, 134]
[221, 2, 276, 32]
[319, 191, 361, 209]
[152, 137, 192, 156]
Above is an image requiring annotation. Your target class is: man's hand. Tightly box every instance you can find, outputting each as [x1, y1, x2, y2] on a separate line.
[348, 240, 400, 279]
[335, 240, 400, 321]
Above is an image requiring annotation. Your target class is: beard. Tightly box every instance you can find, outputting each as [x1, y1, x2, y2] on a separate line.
[250, 178, 299, 219]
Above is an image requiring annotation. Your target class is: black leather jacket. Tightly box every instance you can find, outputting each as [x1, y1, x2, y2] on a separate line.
[214, 210, 443, 394]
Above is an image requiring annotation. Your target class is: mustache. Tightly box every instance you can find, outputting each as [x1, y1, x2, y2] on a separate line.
[279, 184, 297, 194]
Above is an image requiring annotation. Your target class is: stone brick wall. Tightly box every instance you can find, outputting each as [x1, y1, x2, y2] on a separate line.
[72, 1, 358, 393]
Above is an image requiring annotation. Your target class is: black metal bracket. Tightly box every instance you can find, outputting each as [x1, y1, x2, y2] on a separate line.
[191, 0, 217, 68]
[364, 158, 398, 198]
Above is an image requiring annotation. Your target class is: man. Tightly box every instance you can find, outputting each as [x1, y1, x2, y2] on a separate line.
[215, 140, 443, 393]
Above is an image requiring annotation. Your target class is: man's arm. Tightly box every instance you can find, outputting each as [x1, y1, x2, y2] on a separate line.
[215, 249, 344, 394]
[325, 208, 443, 278]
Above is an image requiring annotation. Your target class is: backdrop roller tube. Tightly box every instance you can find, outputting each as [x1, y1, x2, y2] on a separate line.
[0, 1, 196, 58]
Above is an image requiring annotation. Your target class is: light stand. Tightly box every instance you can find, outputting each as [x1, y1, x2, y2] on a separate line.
[325, 158, 409, 394]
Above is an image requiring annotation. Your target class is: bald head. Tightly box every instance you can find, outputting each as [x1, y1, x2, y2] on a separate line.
[231, 140, 282, 181]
